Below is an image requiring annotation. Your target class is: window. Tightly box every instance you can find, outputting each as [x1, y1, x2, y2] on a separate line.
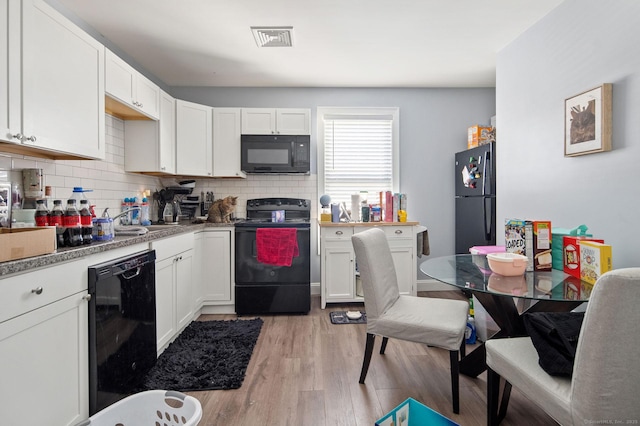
[317, 107, 399, 207]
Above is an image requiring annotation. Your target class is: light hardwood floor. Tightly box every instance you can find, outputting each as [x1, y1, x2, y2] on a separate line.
[188, 292, 557, 425]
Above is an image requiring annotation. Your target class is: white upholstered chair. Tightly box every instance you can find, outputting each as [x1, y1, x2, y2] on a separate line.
[486, 267, 640, 425]
[351, 228, 469, 414]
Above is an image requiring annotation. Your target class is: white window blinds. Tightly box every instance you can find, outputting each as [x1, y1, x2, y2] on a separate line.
[322, 113, 396, 206]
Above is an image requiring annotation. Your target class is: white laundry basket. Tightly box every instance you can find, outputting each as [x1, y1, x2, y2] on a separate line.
[77, 390, 202, 426]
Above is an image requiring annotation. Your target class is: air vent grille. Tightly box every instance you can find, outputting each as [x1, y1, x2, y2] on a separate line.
[251, 26, 293, 47]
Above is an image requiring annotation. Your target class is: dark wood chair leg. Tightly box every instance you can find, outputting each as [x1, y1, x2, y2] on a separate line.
[498, 381, 512, 423]
[380, 336, 389, 354]
[449, 350, 460, 414]
[359, 333, 376, 384]
[487, 367, 501, 425]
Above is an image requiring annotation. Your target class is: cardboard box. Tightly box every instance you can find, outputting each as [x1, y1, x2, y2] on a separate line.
[525, 220, 552, 272]
[467, 125, 493, 149]
[551, 225, 591, 270]
[563, 236, 604, 279]
[0, 227, 56, 262]
[376, 398, 459, 426]
[505, 219, 527, 256]
[579, 241, 612, 285]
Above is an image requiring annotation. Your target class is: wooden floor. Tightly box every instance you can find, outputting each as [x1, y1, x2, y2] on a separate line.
[188, 291, 557, 426]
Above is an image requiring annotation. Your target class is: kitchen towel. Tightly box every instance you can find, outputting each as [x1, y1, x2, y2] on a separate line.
[416, 225, 430, 257]
[256, 228, 299, 266]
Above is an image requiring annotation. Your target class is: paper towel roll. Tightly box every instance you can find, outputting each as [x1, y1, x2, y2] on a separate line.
[351, 194, 361, 222]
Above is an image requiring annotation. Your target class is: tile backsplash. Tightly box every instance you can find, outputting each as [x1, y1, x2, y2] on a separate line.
[1, 114, 318, 221]
[0, 114, 161, 217]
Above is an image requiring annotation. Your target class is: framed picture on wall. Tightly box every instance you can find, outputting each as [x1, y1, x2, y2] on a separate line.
[564, 83, 612, 157]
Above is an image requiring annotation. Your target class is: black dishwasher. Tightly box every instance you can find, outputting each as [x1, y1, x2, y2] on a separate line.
[88, 250, 157, 415]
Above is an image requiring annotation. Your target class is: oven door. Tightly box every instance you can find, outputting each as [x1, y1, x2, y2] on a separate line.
[235, 226, 310, 284]
[234, 226, 310, 314]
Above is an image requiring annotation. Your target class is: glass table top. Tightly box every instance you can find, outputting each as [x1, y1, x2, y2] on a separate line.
[420, 254, 591, 302]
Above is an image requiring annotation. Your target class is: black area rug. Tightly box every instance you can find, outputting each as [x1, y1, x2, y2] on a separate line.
[330, 311, 367, 324]
[140, 318, 263, 392]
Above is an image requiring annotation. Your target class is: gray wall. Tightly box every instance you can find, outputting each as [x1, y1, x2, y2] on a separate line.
[496, 0, 639, 269]
[172, 87, 496, 280]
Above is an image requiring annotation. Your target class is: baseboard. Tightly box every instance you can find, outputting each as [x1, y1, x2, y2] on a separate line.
[311, 281, 320, 295]
[417, 278, 459, 292]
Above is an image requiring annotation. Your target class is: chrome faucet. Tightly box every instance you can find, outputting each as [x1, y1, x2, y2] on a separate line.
[102, 206, 141, 224]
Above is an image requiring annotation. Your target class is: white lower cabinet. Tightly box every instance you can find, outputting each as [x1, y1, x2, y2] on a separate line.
[200, 229, 232, 303]
[320, 224, 417, 309]
[152, 232, 195, 353]
[0, 293, 88, 426]
[0, 257, 91, 426]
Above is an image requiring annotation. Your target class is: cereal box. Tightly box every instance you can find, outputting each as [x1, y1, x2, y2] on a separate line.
[563, 236, 604, 279]
[525, 220, 552, 272]
[579, 241, 612, 285]
[467, 125, 493, 149]
[505, 219, 526, 256]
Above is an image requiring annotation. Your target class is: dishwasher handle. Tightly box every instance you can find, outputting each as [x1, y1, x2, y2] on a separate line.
[121, 267, 142, 280]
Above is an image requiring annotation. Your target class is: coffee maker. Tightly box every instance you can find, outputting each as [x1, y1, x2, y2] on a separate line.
[21, 168, 44, 209]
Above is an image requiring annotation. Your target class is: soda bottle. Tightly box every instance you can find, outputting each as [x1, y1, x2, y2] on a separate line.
[34, 199, 49, 227]
[48, 200, 65, 247]
[63, 199, 83, 247]
[79, 199, 93, 245]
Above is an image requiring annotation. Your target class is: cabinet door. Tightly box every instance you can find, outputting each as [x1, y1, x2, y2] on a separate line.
[213, 108, 246, 178]
[201, 230, 232, 302]
[176, 100, 212, 176]
[21, 0, 105, 159]
[276, 109, 311, 135]
[390, 245, 414, 295]
[135, 73, 160, 120]
[241, 108, 276, 134]
[0, 0, 21, 144]
[105, 49, 135, 108]
[175, 249, 194, 331]
[155, 256, 176, 352]
[124, 89, 175, 174]
[323, 244, 355, 300]
[0, 292, 89, 426]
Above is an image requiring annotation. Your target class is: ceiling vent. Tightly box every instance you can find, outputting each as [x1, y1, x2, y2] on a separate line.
[251, 26, 293, 47]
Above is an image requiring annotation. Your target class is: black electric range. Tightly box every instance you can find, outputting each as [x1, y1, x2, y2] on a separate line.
[234, 198, 311, 315]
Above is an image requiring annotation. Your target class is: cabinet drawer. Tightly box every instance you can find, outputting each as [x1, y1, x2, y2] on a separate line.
[322, 227, 354, 241]
[0, 263, 86, 324]
[151, 232, 194, 260]
[383, 226, 413, 240]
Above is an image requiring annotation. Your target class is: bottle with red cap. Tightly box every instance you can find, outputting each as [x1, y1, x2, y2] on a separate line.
[34, 199, 49, 227]
[63, 198, 83, 247]
[48, 200, 65, 247]
[79, 199, 93, 244]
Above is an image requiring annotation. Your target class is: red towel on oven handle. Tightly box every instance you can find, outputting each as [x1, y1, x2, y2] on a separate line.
[256, 228, 299, 267]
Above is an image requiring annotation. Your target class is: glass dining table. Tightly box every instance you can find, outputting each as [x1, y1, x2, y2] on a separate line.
[420, 254, 591, 377]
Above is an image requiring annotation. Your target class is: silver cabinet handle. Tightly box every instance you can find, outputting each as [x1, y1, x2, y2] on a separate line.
[395, 229, 403, 234]
[12, 133, 24, 141]
[335, 230, 343, 235]
[25, 135, 37, 142]
[31, 287, 43, 295]
[161, 166, 166, 170]
[83, 294, 92, 301]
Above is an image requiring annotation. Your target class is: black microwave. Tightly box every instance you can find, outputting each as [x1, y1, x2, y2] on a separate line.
[241, 135, 310, 174]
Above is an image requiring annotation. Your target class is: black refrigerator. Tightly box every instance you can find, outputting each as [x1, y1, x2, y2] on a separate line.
[454, 143, 496, 254]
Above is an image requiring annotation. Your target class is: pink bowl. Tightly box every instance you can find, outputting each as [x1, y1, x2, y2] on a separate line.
[486, 252, 528, 276]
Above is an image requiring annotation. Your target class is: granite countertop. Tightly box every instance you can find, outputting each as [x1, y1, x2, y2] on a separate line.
[0, 221, 234, 278]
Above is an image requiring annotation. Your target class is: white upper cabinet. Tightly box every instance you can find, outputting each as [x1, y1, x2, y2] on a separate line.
[176, 100, 212, 177]
[105, 49, 160, 120]
[213, 108, 246, 178]
[241, 108, 310, 135]
[124, 89, 176, 174]
[1, 0, 105, 160]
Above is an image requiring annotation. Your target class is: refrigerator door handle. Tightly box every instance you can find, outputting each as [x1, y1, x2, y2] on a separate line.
[481, 152, 488, 195]
[484, 197, 492, 241]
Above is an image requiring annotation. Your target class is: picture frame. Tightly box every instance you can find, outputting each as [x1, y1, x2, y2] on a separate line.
[564, 84, 612, 157]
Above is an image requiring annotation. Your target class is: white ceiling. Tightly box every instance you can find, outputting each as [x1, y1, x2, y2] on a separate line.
[55, 0, 564, 88]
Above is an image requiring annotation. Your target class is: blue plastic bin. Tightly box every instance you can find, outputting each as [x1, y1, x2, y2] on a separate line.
[375, 398, 459, 426]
